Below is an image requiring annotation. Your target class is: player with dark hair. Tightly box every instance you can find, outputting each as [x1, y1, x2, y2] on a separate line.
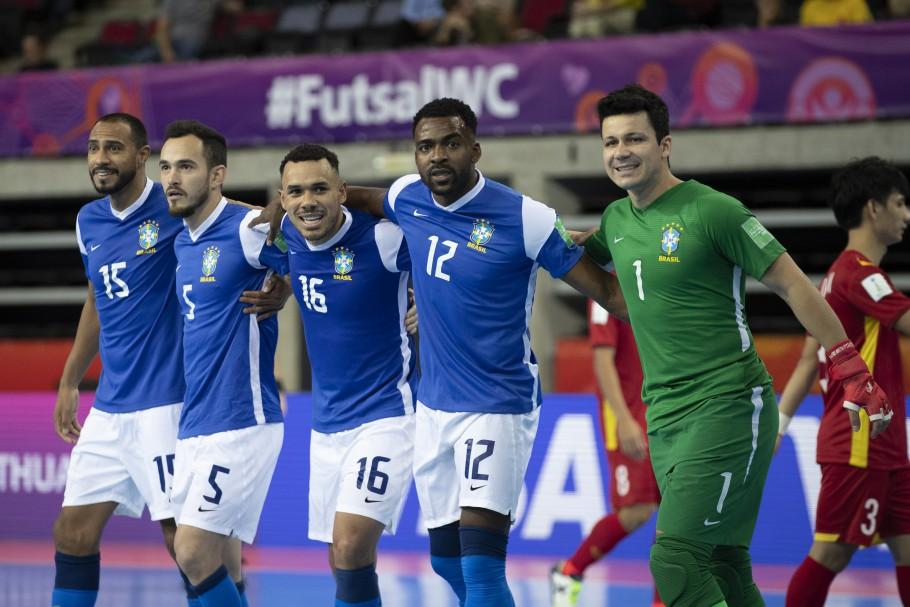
[550, 301, 661, 607]
[277, 142, 418, 607]
[296, 96, 628, 606]
[777, 156, 910, 607]
[51, 113, 285, 607]
[582, 84, 890, 606]
[162, 120, 288, 607]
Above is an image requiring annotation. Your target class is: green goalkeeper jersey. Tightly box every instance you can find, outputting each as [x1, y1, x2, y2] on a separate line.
[586, 180, 786, 430]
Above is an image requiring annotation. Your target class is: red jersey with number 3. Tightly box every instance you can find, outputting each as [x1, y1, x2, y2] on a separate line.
[816, 250, 910, 470]
[589, 301, 646, 450]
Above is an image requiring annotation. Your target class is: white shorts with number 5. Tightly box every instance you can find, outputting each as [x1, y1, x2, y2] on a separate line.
[413, 402, 540, 529]
[308, 414, 415, 543]
[171, 422, 283, 544]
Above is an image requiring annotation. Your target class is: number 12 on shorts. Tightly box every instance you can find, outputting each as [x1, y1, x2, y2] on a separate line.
[464, 439, 495, 489]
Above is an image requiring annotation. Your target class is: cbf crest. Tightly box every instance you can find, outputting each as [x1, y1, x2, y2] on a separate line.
[468, 219, 494, 253]
[136, 219, 159, 255]
[333, 247, 354, 281]
[658, 222, 683, 263]
[200, 246, 220, 282]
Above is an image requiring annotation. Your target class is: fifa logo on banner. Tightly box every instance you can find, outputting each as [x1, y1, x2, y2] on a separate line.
[468, 219, 494, 253]
[333, 247, 354, 281]
[136, 219, 159, 255]
[200, 246, 220, 282]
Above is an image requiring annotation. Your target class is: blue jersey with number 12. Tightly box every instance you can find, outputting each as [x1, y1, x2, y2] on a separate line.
[175, 199, 289, 439]
[383, 172, 583, 414]
[283, 208, 417, 434]
[75, 178, 184, 413]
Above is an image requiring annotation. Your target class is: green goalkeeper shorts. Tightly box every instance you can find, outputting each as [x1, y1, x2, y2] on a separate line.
[648, 382, 778, 547]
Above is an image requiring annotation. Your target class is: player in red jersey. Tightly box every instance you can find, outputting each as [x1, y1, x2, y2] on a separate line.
[549, 300, 662, 607]
[777, 157, 910, 607]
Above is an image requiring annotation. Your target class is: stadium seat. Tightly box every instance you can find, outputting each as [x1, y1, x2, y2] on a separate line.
[75, 19, 150, 67]
[317, 0, 371, 53]
[267, 3, 324, 55]
[359, 0, 402, 51]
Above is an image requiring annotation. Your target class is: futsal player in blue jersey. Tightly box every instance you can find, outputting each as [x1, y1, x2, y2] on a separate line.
[162, 120, 287, 607]
[278, 143, 418, 607]
[51, 114, 285, 607]
[340, 98, 626, 607]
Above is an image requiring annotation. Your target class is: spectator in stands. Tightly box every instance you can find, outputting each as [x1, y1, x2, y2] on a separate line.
[19, 28, 58, 72]
[433, 0, 475, 45]
[473, 0, 537, 43]
[568, 0, 642, 38]
[398, 0, 446, 46]
[136, 0, 241, 63]
[799, 0, 873, 25]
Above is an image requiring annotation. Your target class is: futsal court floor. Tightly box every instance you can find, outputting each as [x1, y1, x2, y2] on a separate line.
[0, 541, 899, 606]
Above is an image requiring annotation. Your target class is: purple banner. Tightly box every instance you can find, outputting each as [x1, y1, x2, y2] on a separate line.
[1, 22, 909, 157]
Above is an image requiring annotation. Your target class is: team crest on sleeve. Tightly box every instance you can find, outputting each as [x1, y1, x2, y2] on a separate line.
[658, 222, 683, 263]
[200, 246, 220, 282]
[333, 247, 354, 281]
[136, 219, 159, 255]
[468, 218, 494, 253]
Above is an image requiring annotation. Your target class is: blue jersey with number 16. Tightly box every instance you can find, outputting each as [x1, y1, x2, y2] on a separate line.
[383, 172, 583, 415]
[175, 199, 289, 439]
[76, 178, 185, 413]
[282, 208, 417, 434]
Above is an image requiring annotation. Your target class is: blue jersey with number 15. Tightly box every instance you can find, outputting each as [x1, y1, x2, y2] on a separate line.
[76, 178, 185, 413]
[383, 172, 583, 415]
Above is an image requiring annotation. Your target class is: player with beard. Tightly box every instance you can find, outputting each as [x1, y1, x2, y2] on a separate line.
[163, 120, 288, 607]
[51, 113, 283, 607]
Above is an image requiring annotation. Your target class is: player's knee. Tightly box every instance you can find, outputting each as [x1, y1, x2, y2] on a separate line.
[809, 541, 854, 573]
[618, 503, 657, 532]
[53, 512, 101, 555]
[711, 546, 761, 605]
[174, 536, 216, 580]
[650, 535, 722, 607]
[159, 518, 178, 560]
[332, 533, 377, 570]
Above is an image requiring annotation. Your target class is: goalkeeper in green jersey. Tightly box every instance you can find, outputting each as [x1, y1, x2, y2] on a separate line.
[580, 84, 892, 606]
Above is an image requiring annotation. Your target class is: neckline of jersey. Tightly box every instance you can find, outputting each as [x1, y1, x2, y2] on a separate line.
[630, 179, 693, 215]
[185, 197, 228, 242]
[432, 170, 486, 213]
[108, 177, 154, 221]
[305, 207, 353, 251]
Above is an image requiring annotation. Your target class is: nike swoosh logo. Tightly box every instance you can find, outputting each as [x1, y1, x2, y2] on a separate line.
[470, 484, 487, 491]
[413, 210, 427, 217]
[364, 497, 383, 503]
[90, 243, 102, 251]
[704, 518, 721, 526]
[613, 236, 624, 244]
[198, 506, 217, 512]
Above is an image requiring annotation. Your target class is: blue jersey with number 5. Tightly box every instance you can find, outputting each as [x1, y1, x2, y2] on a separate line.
[282, 209, 417, 434]
[174, 199, 288, 438]
[75, 178, 185, 413]
[383, 173, 582, 414]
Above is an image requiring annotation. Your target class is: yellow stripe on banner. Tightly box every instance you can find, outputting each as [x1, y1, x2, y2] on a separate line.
[814, 532, 841, 542]
[603, 400, 618, 451]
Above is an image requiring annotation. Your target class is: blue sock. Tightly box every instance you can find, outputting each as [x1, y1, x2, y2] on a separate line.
[429, 522, 466, 606]
[181, 570, 202, 606]
[236, 580, 249, 607]
[460, 526, 514, 607]
[51, 551, 99, 607]
[334, 564, 381, 606]
[191, 566, 242, 607]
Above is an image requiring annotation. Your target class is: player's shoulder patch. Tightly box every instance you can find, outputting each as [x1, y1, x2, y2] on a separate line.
[860, 273, 893, 302]
[740, 216, 774, 249]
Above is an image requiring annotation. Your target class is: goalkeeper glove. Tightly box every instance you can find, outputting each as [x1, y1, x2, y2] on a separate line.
[827, 339, 891, 439]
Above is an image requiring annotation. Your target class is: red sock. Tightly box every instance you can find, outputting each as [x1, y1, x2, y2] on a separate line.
[651, 585, 664, 606]
[785, 557, 836, 607]
[897, 565, 910, 605]
[563, 513, 628, 576]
